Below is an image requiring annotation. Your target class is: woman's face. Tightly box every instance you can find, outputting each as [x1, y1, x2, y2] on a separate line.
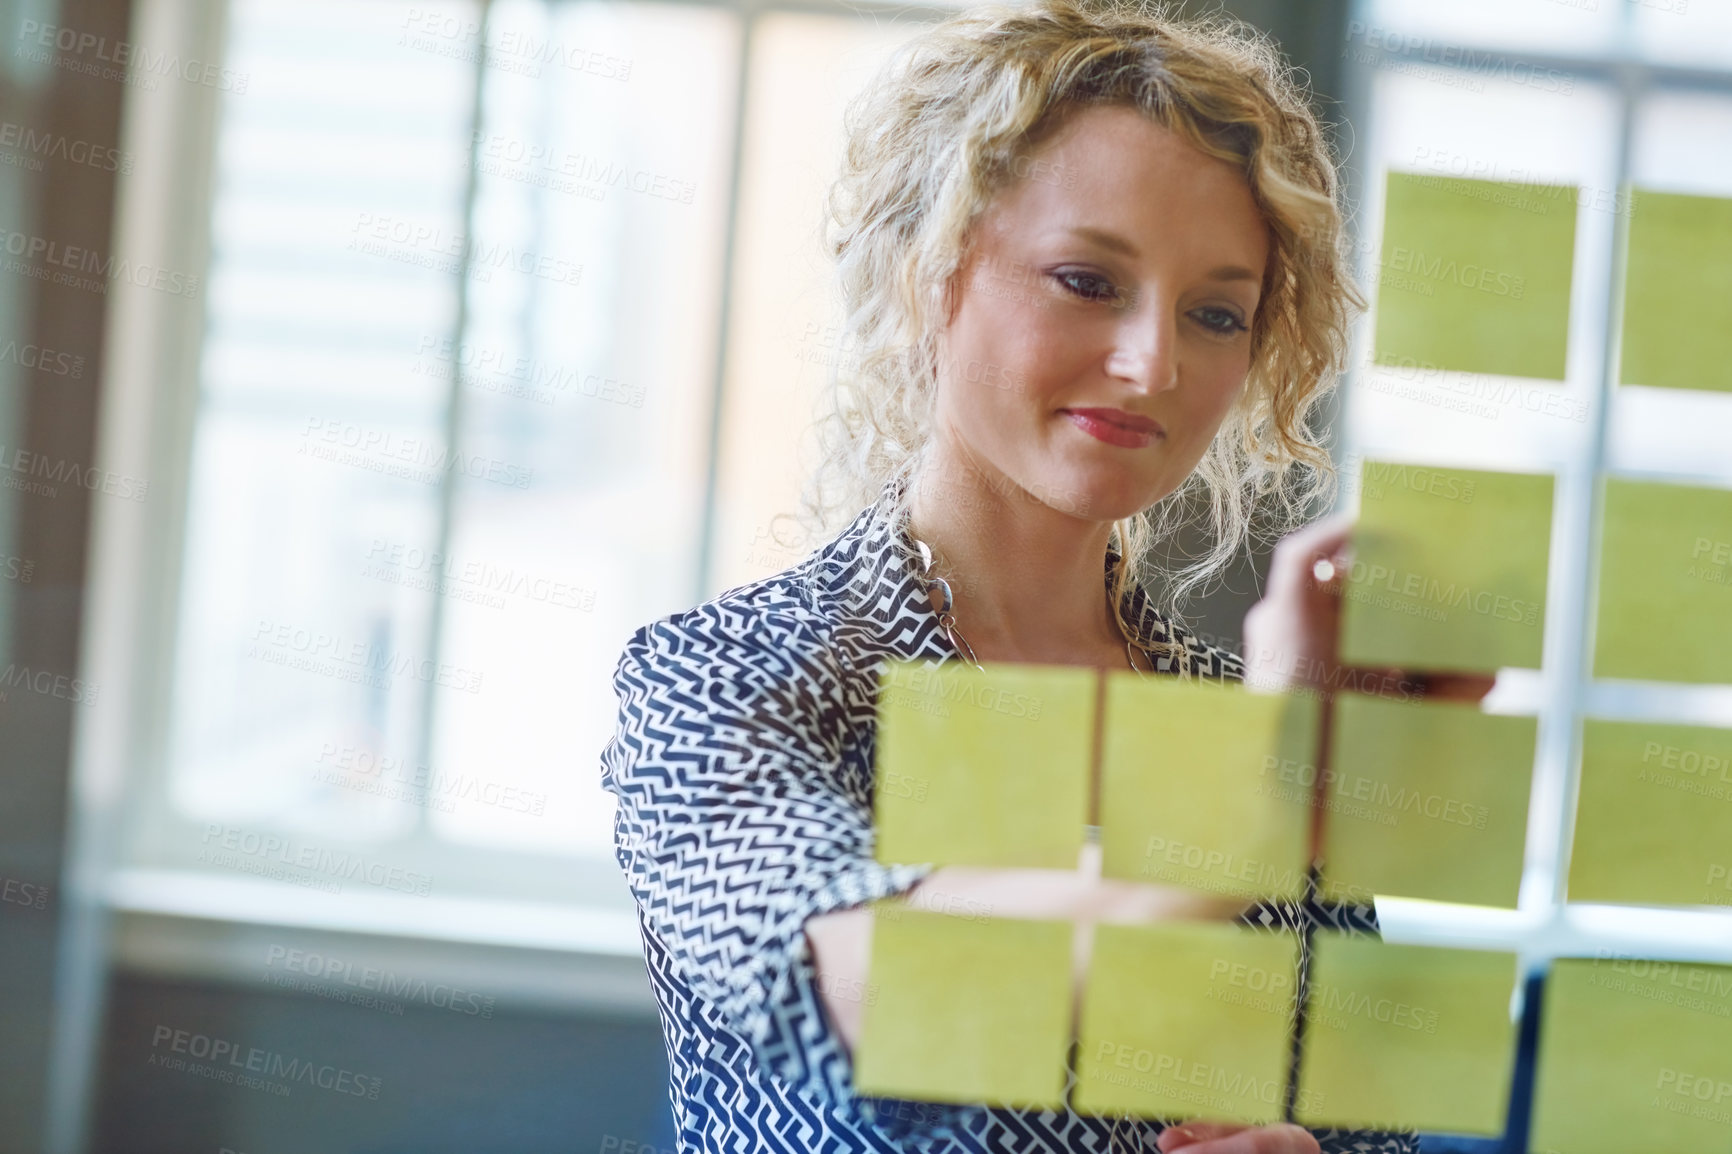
[934, 103, 1270, 523]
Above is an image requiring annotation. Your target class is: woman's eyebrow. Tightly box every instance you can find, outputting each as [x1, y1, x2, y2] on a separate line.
[1064, 227, 1260, 283]
[1066, 224, 1139, 257]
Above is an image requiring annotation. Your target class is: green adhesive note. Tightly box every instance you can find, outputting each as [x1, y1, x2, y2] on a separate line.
[1373, 170, 1576, 381]
[1620, 188, 1732, 393]
[1321, 693, 1536, 909]
[873, 659, 1095, 869]
[1074, 922, 1298, 1124]
[1297, 936, 1519, 1135]
[1340, 461, 1553, 673]
[854, 908, 1073, 1108]
[1567, 719, 1732, 907]
[1530, 957, 1732, 1154]
[1594, 479, 1732, 685]
[1098, 675, 1316, 900]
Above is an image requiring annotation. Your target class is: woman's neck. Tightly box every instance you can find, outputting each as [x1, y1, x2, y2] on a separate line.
[906, 454, 1125, 666]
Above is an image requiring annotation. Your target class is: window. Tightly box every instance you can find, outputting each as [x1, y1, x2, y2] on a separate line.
[110, 0, 1731, 973]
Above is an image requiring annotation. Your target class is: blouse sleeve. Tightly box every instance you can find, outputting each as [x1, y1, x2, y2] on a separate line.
[601, 609, 975, 1137]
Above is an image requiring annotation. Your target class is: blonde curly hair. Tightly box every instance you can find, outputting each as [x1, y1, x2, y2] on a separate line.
[796, 0, 1365, 628]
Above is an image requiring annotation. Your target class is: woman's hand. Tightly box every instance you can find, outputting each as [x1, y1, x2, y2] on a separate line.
[1157, 1121, 1321, 1154]
[1241, 514, 1495, 705]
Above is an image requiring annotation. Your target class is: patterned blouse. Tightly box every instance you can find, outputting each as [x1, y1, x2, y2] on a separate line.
[601, 488, 1419, 1154]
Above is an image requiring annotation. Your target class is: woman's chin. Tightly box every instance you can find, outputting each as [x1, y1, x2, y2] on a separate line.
[1025, 483, 1159, 524]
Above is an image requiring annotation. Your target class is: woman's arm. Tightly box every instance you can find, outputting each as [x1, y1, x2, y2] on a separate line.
[604, 611, 941, 1107]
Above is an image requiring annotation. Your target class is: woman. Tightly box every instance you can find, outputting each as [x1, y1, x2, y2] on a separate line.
[602, 2, 1427, 1150]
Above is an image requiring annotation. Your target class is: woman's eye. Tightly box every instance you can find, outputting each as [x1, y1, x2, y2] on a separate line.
[1053, 270, 1122, 305]
[1192, 306, 1248, 336]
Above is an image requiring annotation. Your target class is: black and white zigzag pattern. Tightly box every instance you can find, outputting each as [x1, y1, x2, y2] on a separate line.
[600, 490, 1419, 1154]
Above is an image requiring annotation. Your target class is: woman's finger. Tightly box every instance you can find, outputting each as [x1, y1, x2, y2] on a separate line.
[1308, 554, 1343, 590]
[1171, 1122, 1321, 1154]
[1094, 876, 1252, 925]
[1156, 1121, 1247, 1151]
[1281, 510, 1355, 558]
[1266, 513, 1355, 599]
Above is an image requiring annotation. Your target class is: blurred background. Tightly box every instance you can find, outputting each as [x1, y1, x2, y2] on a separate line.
[0, 0, 1729, 1150]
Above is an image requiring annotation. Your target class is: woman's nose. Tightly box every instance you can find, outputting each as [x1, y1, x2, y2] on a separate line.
[1105, 308, 1180, 394]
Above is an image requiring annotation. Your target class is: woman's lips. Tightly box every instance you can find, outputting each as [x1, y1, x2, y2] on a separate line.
[1063, 407, 1165, 449]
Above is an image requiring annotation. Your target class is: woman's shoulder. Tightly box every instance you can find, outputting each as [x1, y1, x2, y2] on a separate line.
[603, 572, 854, 790]
[617, 570, 838, 683]
[616, 500, 920, 683]
[602, 530, 889, 795]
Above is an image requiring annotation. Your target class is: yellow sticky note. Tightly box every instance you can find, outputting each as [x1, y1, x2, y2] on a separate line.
[873, 659, 1095, 868]
[1340, 462, 1553, 673]
[1620, 188, 1732, 393]
[1297, 937, 1519, 1135]
[1321, 694, 1535, 909]
[1593, 479, 1732, 685]
[855, 908, 1072, 1108]
[1530, 957, 1732, 1154]
[1098, 675, 1316, 900]
[1074, 922, 1297, 1124]
[1567, 719, 1732, 907]
[1373, 171, 1576, 381]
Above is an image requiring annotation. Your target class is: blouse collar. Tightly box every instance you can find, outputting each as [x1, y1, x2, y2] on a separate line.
[805, 476, 1180, 664]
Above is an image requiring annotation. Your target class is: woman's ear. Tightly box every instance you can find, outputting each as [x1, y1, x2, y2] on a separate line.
[939, 261, 963, 327]
[942, 226, 981, 328]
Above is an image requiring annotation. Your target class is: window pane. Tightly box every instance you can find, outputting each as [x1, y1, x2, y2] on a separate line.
[1356, 0, 1618, 58]
[1347, 66, 1618, 468]
[164, 0, 475, 843]
[706, 11, 928, 595]
[426, 0, 740, 855]
[1607, 91, 1732, 486]
[1633, 0, 1732, 69]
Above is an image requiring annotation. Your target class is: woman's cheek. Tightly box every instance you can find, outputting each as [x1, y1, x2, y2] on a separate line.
[1192, 361, 1253, 434]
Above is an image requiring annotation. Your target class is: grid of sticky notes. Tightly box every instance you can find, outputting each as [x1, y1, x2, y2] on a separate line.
[865, 661, 1532, 1131]
[1369, 176, 1732, 682]
[1074, 923, 1297, 1124]
[872, 660, 1095, 869]
[1620, 188, 1732, 393]
[1374, 171, 1576, 381]
[1369, 174, 1732, 684]
[1374, 174, 1732, 395]
[1567, 719, 1732, 907]
[1297, 936, 1520, 1135]
[1531, 958, 1732, 1153]
[1321, 694, 1535, 909]
[1593, 478, 1732, 686]
[855, 908, 1073, 1108]
[875, 658, 1537, 910]
[1098, 677, 1316, 900]
[1339, 461, 1554, 673]
[873, 660, 1326, 893]
[857, 900, 1527, 1135]
[1362, 176, 1732, 1148]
